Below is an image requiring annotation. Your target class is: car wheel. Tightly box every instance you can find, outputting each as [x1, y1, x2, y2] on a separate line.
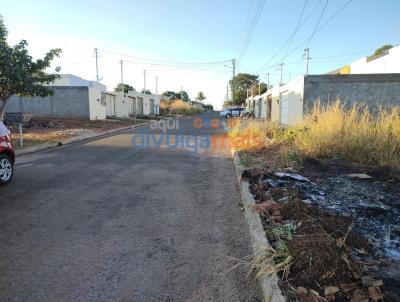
[0, 154, 13, 186]
[226, 113, 232, 118]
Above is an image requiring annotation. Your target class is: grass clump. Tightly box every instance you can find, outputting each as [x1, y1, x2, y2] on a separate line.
[160, 99, 202, 116]
[227, 101, 400, 170]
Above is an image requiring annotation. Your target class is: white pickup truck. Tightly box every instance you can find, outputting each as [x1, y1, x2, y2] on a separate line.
[219, 107, 250, 118]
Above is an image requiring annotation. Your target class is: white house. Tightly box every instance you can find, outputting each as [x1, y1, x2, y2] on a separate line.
[330, 45, 400, 75]
[7, 74, 108, 120]
[247, 74, 400, 126]
[104, 90, 160, 118]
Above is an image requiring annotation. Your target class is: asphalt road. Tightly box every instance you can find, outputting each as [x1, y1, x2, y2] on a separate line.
[0, 112, 261, 302]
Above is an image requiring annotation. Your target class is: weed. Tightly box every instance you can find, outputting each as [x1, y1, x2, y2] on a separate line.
[227, 101, 400, 170]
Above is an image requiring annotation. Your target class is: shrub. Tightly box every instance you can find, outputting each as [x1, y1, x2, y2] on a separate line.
[160, 99, 202, 116]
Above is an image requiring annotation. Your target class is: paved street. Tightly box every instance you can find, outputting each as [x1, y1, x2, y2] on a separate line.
[0, 112, 260, 302]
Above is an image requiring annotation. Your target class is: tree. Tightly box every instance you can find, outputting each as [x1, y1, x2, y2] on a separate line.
[251, 82, 268, 96]
[141, 89, 152, 95]
[178, 90, 190, 102]
[374, 44, 393, 56]
[229, 73, 258, 105]
[114, 83, 134, 93]
[162, 90, 190, 101]
[0, 16, 62, 119]
[195, 91, 206, 102]
[162, 91, 179, 100]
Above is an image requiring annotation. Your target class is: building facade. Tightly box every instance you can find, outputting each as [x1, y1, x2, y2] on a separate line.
[247, 74, 400, 126]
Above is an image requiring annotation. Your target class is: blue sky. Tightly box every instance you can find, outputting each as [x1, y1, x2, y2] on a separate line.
[2, 0, 400, 108]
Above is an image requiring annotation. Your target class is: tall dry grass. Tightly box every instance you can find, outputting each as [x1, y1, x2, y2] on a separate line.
[160, 99, 202, 116]
[295, 102, 400, 168]
[228, 101, 400, 170]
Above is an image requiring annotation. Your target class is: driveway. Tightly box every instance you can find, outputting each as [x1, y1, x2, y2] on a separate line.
[0, 112, 260, 301]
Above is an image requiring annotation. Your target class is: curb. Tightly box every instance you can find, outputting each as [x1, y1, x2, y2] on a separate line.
[15, 121, 152, 156]
[232, 150, 285, 302]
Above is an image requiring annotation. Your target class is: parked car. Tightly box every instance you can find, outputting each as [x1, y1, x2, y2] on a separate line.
[219, 107, 249, 118]
[0, 121, 15, 186]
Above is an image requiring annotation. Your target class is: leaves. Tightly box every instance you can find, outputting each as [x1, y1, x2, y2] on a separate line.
[0, 16, 61, 116]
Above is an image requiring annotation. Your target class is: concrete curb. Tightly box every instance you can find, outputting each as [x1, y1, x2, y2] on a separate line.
[15, 121, 152, 156]
[232, 150, 286, 302]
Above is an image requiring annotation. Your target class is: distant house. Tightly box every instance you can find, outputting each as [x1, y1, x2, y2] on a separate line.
[247, 46, 400, 125]
[6, 74, 161, 120]
[247, 73, 400, 126]
[7, 74, 107, 120]
[104, 90, 160, 118]
[329, 45, 400, 75]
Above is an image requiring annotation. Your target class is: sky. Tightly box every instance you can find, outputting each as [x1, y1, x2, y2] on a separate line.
[1, 0, 400, 109]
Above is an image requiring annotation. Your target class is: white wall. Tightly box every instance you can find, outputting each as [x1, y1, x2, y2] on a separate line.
[52, 74, 107, 91]
[128, 91, 160, 115]
[88, 87, 107, 120]
[349, 45, 400, 74]
[114, 92, 130, 118]
[267, 77, 304, 125]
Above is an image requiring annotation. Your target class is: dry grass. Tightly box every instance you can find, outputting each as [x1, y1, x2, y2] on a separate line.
[228, 101, 400, 170]
[160, 99, 202, 116]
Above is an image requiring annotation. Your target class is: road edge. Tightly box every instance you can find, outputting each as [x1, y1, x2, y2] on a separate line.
[232, 150, 286, 302]
[15, 121, 152, 156]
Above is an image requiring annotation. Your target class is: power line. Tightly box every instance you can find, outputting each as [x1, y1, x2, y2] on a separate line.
[97, 48, 231, 66]
[281, 0, 309, 63]
[256, 0, 323, 74]
[305, 0, 329, 48]
[258, 0, 354, 74]
[237, 0, 266, 65]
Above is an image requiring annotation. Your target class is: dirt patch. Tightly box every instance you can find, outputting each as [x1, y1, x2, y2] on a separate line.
[241, 154, 400, 301]
[7, 117, 148, 149]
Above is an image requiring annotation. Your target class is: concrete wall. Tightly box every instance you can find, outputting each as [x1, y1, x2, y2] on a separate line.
[6, 86, 91, 119]
[303, 74, 400, 112]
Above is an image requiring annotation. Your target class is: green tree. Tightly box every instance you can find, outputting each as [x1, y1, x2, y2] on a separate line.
[0, 16, 62, 119]
[251, 82, 268, 96]
[141, 89, 152, 95]
[195, 91, 206, 102]
[178, 90, 190, 102]
[374, 44, 393, 56]
[229, 73, 258, 105]
[162, 91, 179, 100]
[114, 83, 134, 93]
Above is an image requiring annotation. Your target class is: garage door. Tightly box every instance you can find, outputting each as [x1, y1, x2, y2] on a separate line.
[280, 91, 289, 125]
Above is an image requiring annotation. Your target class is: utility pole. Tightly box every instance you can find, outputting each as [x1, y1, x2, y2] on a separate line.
[276, 63, 284, 86]
[226, 84, 229, 102]
[143, 69, 147, 91]
[258, 82, 261, 95]
[155, 76, 158, 116]
[94, 48, 100, 98]
[120, 60, 124, 89]
[303, 48, 310, 76]
[266, 72, 270, 90]
[232, 58, 236, 104]
[94, 48, 99, 82]
[181, 86, 183, 100]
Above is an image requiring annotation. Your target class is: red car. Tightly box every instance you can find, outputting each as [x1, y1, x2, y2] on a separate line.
[0, 121, 15, 185]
